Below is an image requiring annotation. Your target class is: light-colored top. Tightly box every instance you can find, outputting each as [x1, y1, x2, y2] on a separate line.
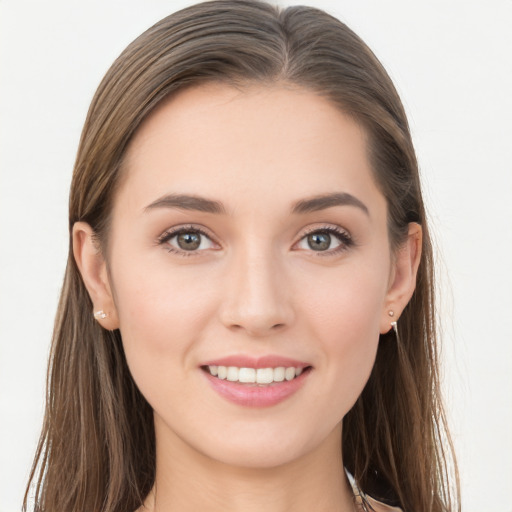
[354, 492, 403, 512]
[348, 471, 403, 512]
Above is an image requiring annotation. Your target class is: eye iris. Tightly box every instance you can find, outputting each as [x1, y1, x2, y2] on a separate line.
[307, 232, 331, 251]
[177, 232, 201, 250]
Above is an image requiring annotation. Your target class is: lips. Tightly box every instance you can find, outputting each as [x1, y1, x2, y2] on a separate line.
[202, 354, 310, 370]
[200, 355, 312, 407]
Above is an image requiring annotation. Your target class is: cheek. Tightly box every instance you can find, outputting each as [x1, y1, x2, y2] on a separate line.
[108, 252, 220, 389]
[298, 259, 389, 401]
[300, 258, 389, 342]
[112, 245, 214, 333]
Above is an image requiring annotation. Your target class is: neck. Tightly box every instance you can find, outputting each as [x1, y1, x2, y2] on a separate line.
[140, 421, 355, 512]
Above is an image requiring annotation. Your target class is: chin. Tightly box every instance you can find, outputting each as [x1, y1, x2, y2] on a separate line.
[204, 442, 311, 470]
[188, 420, 341, 471]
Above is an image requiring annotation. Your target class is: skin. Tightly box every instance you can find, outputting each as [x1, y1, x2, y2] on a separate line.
[73, 83, 421, 512]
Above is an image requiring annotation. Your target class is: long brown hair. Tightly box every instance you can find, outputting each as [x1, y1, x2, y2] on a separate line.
[24, 1, 459, 511]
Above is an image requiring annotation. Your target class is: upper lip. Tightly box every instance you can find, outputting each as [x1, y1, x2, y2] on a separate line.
[201, 355, 311, 369]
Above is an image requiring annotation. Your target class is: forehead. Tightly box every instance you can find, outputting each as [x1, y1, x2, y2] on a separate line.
[116, 83, 384, 217]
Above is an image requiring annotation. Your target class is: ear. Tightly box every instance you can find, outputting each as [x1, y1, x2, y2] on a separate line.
[380, 223, 422, 334]
[72, 221, 119, 330]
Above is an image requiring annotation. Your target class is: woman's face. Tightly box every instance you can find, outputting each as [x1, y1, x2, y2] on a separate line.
[94, 83, 413, 468]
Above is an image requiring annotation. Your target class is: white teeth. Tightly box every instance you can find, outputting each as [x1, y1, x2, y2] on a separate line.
[285, 367, 296, 381]
[273, 367, 285, 382]
[239, 367, 256, 383]
[226, 366, 239, 382]
[256, 368, 274, 384]
[207, 365, 306, 384]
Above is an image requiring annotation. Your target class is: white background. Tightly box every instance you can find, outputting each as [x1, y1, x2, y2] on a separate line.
[1, 1, 511, 510]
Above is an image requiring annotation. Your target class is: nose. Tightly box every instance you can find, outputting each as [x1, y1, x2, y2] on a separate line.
[218, 245, 294, 337]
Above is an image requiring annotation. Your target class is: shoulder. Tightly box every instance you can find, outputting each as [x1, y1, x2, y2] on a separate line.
[359, 494, 403, 512]
[347, 469, 403, 512]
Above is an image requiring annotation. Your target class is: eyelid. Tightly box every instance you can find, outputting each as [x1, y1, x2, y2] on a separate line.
[293, 224, 354, 255]
[156, 223, 353, 256]
[157, 224, 220, 255]
[299, 224, 350, 237]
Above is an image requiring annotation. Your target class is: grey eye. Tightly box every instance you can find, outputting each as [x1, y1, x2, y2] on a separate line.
[307, 232, 332, 251]
[164, 230, 215, 252]
[296, 229, 345, 253]
[177, 232, 202, 250]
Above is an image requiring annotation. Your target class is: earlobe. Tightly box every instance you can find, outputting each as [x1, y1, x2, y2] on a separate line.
[380, 223, 422, 334]
[72, 222, 119, 330]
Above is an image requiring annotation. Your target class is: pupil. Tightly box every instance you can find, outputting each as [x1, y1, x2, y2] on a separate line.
[177, 232, 201, 250]
[308, 232, 331, 251]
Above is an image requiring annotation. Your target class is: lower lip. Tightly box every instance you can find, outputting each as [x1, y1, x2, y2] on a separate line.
[202, 368, 311, 407]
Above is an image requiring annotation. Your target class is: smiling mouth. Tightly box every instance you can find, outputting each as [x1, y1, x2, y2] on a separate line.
[201, 365, 311, 385]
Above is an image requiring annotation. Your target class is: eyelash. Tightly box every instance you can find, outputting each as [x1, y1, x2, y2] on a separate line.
[157, 225, 216, 257]
[298, 225, 354, 256]
[156, 224, 354, 257]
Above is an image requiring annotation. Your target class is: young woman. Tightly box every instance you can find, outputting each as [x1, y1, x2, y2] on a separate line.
[23, 1, 459, 511]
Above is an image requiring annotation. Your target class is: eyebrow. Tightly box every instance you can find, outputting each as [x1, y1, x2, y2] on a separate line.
[144, 193, 226, 214]
[291, 192, 369, 216]
[144, 191, 368, 216]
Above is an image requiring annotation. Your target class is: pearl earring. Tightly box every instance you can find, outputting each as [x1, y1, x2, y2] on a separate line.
[388, 310, 398, 336]
[94, 310, 107, 320]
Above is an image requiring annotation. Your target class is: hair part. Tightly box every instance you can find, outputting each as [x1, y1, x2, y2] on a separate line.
[24, 1, 459, 511]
